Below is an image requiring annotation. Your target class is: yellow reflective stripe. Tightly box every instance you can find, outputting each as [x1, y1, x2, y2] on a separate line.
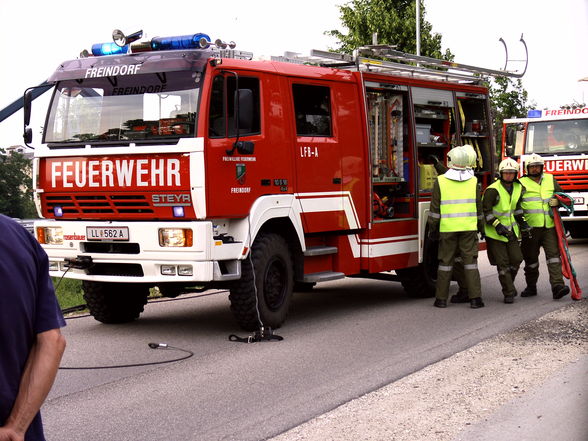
[441, 198, 476, 205]
[441, 212, 478, 218]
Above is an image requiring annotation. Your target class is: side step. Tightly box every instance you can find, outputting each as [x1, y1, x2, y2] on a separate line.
[304, 246, 338, 257]
[302, 271, 345, 283]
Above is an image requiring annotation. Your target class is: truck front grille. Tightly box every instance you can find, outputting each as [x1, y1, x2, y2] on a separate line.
[44, 194, 154, 217]
[557, 173, 588, 190]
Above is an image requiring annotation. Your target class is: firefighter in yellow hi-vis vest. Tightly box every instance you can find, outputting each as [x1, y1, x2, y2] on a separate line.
[519, 154, 570, 300]
[428, 146, 484, 308]
[483, 158, 532, 303]
[429, 145, 479, 303]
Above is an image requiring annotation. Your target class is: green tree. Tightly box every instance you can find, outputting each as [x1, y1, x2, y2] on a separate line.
[489, 77, 531, 150]
[326, 0, 453, 60]
[0, 149, 37, 218]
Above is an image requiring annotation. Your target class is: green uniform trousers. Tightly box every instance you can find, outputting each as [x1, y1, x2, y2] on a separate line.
[521, 227, 564, 289]
[436, 231, 481, 300]
[486, 237, 523, 297]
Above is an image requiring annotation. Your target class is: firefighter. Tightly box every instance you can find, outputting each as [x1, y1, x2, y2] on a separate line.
[428, 146, 484, 308]
[519, 154, 570, 299]
[428, 144, 479, 303]
[483, 158, 532, 303]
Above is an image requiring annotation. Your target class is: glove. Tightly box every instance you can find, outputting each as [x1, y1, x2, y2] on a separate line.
[427, 154, 440, 164]
[519, 221, 532, 239]
[495, 223, 510, 237]
[428, 227, 440, 241]
[549, 197, 559, 207]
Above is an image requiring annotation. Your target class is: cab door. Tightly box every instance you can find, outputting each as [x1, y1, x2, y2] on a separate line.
[290, 81, 346, 233]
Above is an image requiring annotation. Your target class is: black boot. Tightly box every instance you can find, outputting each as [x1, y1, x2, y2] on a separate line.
[552, 285, 570, 300]
[521, 286, 537, 297]
[470, 297, 485, 309]
[504, 295, 514, 304]
[434, 298, 447, 308]
[450, 289, 469, 303]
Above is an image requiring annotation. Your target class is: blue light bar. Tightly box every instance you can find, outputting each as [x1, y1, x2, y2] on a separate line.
[150, 33, 211, 51]
[91, 42, 129, 56]
[54, 206, 63, 217]
[527, 109, 542, 118]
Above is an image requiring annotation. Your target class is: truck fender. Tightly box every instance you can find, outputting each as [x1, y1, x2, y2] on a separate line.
[231, 194, 306, 257]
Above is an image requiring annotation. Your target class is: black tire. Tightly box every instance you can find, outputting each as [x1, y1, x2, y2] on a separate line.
[294, 281, 316, 292]
[566, 223, 588, 239]
[396, 232, 438, 298]
[158, 283, 183, 298]
[229, 233, 294, 331]
[82, 281, 149, 324]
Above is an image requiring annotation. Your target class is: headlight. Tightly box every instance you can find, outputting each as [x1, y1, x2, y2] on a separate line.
[158, 228, 193, 247]
[37, 226, 64, 245]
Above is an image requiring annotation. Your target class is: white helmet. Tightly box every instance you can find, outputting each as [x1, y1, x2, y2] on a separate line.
[524, 153, 544, 175]
[498, 158, 519, 174]
[462, 144, 477, 168]
[447, 146, 470, 170]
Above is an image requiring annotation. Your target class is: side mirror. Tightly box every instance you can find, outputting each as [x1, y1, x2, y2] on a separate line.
[23, 90, 34, 146]
[235, 88, 253, 132]
[235, 140, 254, 155]
[23, 127, 32, 144]
[24, 90, 33, 126]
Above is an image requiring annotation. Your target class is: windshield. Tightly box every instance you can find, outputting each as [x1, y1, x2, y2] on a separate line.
[527, 119, 588, 155]
[45, 71, 200, 144]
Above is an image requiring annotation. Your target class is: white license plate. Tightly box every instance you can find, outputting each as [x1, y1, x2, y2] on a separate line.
[573, 197, 584, 205]
[86, 226, 129, 241]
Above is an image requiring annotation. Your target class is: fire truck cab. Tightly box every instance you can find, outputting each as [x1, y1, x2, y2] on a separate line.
[503, 108, 588, 238]
[28, 32, 505, 330]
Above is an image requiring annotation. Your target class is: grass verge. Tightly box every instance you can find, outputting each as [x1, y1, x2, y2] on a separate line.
[52, 277, 85, 311]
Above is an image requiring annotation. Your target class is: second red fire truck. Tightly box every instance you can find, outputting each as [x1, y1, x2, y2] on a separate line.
[503, 107, 588, 238]
[26, 31, 523, 330]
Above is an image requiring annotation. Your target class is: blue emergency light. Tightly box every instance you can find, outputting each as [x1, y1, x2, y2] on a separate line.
[89, 32, 213, 56]
[527, 109, 542, 118]
[150, 33, 211, 51]
[91, 42, 129, 56]
[173, 206, 185, 218]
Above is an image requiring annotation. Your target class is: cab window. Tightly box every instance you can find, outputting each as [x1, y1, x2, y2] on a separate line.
[209, 75, 261, 138]
[292, 84, 332, 137]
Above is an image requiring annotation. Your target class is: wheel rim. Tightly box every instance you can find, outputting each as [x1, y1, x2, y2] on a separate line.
[263, 256, 288, 311]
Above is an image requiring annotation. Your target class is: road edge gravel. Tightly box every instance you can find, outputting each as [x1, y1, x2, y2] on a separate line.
[270, 299, 588, 441]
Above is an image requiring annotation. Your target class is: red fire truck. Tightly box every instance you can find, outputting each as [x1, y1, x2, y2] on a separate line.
[503, 108, 588, 238]
[26, 32, 522, 330]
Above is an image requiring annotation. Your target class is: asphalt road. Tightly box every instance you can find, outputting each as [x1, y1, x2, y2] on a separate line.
[44, 239, 588, 441]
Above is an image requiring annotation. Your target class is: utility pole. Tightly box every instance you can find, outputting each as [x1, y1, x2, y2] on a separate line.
[416, 0, 421, 56]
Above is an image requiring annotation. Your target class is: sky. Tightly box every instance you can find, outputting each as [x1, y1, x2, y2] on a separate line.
[0, 0, 586, 148]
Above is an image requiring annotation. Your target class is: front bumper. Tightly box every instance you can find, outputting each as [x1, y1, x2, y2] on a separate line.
[36, 220, 244, 283]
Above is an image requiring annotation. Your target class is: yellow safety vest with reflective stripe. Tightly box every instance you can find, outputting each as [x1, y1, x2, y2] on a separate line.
[484, 181, 522, 242]
[519, 174, 555, 228]
[438, 175, 478, 232]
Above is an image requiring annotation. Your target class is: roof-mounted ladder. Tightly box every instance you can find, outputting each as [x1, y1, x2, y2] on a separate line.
[272, 36, 527, 84]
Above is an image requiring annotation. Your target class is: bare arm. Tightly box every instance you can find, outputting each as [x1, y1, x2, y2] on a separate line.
[0, 329, 66, 440]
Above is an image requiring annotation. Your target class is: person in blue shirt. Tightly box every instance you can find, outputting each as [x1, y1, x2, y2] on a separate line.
[0, 215, 66, 441]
